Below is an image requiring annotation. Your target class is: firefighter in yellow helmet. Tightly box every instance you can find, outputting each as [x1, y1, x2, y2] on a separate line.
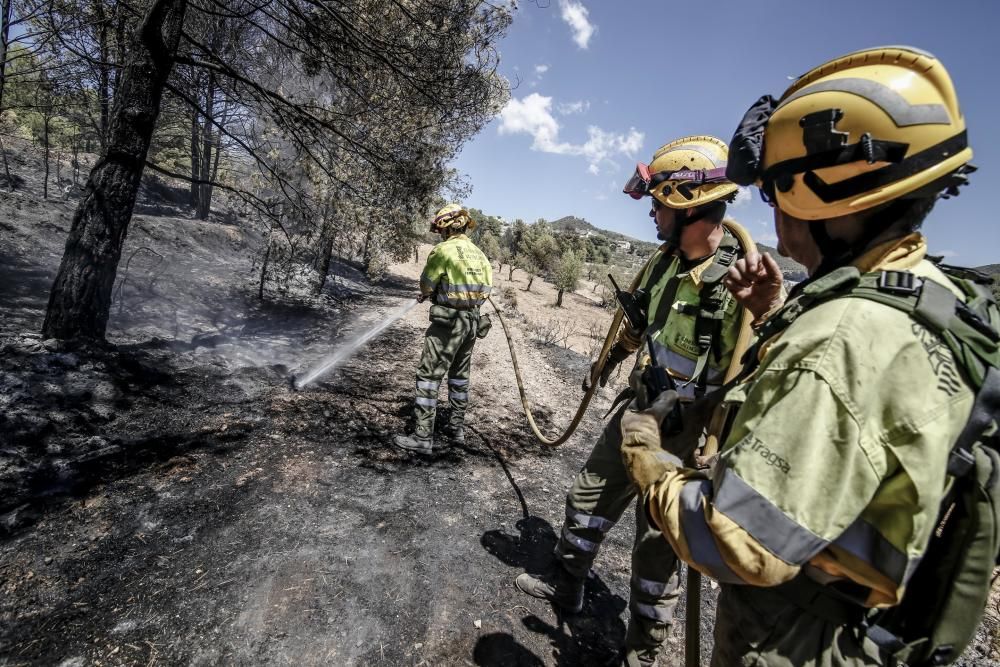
[394, 204, 493, 454]
[620, 47, 983, 665]
[514, 136, 756, 666]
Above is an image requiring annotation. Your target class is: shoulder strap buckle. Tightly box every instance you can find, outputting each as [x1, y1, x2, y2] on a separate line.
[877, 270, 923, 296]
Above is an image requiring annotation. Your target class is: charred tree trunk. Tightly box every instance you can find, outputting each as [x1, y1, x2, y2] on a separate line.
[189, 104, 199, 208]
[42, 114, 50, 199]
[195, 73, 215, 220]
[0, 0, 12, 191]
[313, 205, 338, 294]
[361, 227, 373, 272]
[258, 239, 271, 300]
[94, 0, 111, 149]
[507, 265, 516, 280]
[0, 0, 10, 113]
[525, 275, 535, 292]
[556, 288, 564, 307]
[42, 0, 189, 341]
[314, 225, 335, 294]
[71, 134, 80, 187]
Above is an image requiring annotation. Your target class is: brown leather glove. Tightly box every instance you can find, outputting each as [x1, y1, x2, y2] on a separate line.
[583, 343, 633, 392]
[620, 391, 683, 492]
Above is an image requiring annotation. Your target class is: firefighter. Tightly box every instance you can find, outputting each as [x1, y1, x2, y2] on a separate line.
[394, 204, 493, 454]
[621, 46, 981, 665]
[514, 137, 755, 666]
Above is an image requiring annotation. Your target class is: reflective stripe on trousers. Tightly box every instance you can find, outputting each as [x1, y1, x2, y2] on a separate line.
[413, 309, 479, 437]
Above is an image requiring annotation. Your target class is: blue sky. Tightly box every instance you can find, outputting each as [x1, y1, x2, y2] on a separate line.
[453, 0, 999, 267]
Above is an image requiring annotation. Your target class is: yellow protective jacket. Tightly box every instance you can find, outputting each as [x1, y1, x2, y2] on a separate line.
[419, 234, 493, 309]
[644, 234, 974, 608]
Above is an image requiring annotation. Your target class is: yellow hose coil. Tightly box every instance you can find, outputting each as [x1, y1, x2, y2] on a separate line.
[488, 254, 655, 447]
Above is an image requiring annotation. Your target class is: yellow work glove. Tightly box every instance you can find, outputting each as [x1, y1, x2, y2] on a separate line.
[620, 390, 683, 493]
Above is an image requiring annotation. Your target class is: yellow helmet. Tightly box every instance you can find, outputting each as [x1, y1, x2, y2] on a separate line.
[431, 204, 475, 232]
[623, 135, 739, 209]
[754, 46, 972, 220]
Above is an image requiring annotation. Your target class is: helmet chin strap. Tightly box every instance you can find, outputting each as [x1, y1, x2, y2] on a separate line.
[665, 201, 724, 257]
[808, 199, 911, 279]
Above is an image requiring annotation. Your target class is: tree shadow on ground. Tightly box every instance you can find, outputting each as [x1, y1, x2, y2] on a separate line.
[476, 430, 627, 667]
[477, 516, 627, 666]
[0, 250, 56, 333]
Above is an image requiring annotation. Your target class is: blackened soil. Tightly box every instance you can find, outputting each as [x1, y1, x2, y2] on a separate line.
[0, 321, 661, 666]
[0, 213, 686, 667]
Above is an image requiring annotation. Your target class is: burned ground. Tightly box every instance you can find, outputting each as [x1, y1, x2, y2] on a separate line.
[1, 177, 998, 666]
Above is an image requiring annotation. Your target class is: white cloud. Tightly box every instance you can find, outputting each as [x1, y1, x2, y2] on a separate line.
[534, 64, 549, 75]
[498, 93, 643, 174]
[732, 186, 752, 207]
[557, 100, 590, 115]
[558, 0, 595, 49]
[498, 93, 565, 153]
[752, 219, 778, 245]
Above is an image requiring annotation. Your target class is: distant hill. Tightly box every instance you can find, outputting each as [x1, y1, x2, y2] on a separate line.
[975, 264, 1000, 276]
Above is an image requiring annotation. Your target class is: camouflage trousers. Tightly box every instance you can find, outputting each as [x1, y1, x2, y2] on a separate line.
[555, 404, 682, 655]
[412, 305, 480, 438]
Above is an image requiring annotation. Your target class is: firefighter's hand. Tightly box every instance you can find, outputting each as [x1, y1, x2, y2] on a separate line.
[582, 359, 617, 392]
[662, 388, 726, 464]
[620, 391, 682, 492]
[724, 251, 785, 321]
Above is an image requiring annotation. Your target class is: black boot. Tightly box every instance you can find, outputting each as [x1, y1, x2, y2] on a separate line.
[393, 433, 434, 454]
[514, 563, 585, 614]
[442, 424, 465, 444]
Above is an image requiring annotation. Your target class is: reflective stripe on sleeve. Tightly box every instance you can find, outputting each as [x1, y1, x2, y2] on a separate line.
[714, 467, 828, 565]
[566, 508, 615, 533]
[678, 479, 744, 584]
[833, 517, 913, 586]
[561, 526, 599, 553]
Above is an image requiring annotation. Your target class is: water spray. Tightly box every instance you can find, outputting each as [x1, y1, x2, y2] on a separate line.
[293, 298, 419, 390]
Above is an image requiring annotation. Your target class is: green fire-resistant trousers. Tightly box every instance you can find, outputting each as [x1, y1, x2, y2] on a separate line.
[555, 405, 681, 655]
[413, 304, 480, 438]
[711, 583, 884, 666]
